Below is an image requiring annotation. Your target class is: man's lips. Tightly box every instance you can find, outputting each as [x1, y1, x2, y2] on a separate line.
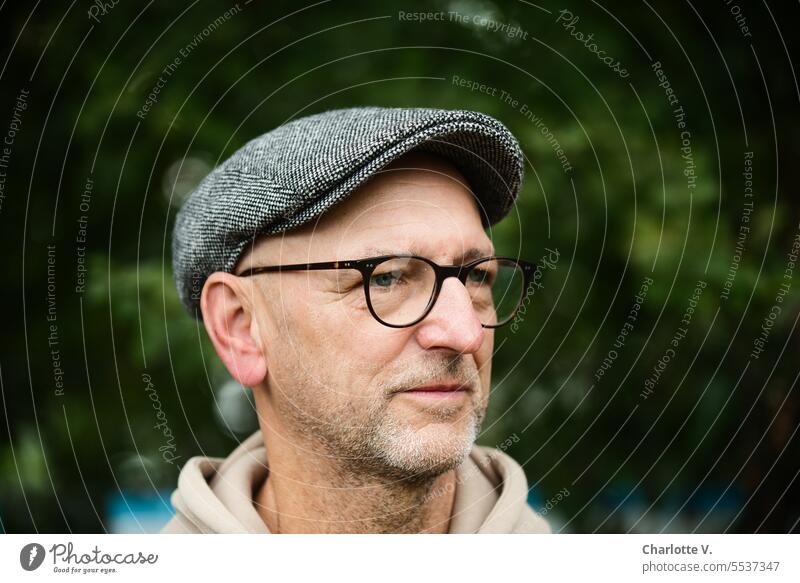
[396, 383, 470, 399]
[405, 383, 466, 393]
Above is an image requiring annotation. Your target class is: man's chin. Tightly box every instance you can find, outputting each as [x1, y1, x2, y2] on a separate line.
[368, 416, 478, 482]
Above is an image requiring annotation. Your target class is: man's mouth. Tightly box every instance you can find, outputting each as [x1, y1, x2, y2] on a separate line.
[396, 383, 470, 401]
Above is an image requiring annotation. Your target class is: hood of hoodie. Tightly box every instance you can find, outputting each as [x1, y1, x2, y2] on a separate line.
[161, 430, 551, 534]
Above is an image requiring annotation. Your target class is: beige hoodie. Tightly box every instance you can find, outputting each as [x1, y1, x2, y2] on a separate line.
[161, 430, 551, 534]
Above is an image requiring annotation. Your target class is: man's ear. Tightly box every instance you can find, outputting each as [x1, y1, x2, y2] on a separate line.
[200, 272, 267, 387]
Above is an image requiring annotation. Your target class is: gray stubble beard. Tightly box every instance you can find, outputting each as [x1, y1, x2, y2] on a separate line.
[275, 350, 488, 486]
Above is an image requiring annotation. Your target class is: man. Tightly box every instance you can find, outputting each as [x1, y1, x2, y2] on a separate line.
[164, 107, 550, 534]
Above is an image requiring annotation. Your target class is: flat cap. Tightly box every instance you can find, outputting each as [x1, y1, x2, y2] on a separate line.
[172, 106, 525, 317]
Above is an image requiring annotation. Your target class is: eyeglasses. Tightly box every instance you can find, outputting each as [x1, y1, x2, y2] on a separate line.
[237, 254, 535, 329]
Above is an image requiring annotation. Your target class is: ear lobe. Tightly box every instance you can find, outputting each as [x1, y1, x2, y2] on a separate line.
[200, 272, 267, 387]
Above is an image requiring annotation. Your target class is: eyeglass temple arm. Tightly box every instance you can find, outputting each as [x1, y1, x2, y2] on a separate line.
[237, 260, 359, 277]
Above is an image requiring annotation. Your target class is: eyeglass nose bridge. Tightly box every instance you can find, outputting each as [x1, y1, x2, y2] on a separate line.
[436, 263, 473, 286]
[420, 262, 482, 324]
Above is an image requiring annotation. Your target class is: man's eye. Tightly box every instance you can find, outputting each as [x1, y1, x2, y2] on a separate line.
[467, 268, 494, 285]
[370, 271, 401, 288]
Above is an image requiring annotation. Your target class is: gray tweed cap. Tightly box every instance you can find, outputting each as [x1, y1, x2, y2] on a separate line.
[172, 106, 525, 317]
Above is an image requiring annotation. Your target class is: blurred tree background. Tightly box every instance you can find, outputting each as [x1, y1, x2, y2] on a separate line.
[1, 0, 798, 533]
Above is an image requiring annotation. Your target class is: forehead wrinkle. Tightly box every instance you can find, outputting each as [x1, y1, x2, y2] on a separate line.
[355, 244, 495, 264]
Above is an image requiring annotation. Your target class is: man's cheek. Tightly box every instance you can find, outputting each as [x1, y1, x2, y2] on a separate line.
[477, 338, 493, 379]
[351, 329, 408, 364]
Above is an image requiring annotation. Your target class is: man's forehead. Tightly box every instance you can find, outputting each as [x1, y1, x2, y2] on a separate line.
[355, 244, 495, 263]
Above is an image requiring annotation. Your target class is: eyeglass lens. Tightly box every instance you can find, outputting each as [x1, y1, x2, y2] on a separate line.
[364, 257, 525, 327]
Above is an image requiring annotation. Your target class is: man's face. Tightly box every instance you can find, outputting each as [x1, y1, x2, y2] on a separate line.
[241, 152, 495, 482]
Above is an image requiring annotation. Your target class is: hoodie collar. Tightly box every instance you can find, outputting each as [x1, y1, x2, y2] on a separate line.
[167, 430, 547, 534]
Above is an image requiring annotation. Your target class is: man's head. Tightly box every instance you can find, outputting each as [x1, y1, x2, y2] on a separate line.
[171, 106, 525, 483]
[201, 152, 494, 482]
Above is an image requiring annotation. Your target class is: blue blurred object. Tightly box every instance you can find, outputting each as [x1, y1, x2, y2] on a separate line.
[527, 486, 544, 510]
[105, 489, 175, 534]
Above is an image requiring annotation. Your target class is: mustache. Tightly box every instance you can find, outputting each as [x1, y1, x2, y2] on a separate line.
[380, 353, 480, 395]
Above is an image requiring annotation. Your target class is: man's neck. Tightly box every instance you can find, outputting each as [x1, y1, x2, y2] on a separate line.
[253, 431, 458, 534]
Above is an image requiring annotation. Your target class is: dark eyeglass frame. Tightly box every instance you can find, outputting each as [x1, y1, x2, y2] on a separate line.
[236, 254, 536, 329]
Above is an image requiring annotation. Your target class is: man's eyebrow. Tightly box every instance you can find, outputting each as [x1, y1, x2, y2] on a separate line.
[356, 246, 495, 263]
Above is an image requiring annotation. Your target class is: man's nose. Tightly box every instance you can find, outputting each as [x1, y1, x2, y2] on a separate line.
[414, 277, 485, 354]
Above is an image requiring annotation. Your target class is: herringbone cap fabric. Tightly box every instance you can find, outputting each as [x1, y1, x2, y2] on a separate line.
[172, 106, 525, 317]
